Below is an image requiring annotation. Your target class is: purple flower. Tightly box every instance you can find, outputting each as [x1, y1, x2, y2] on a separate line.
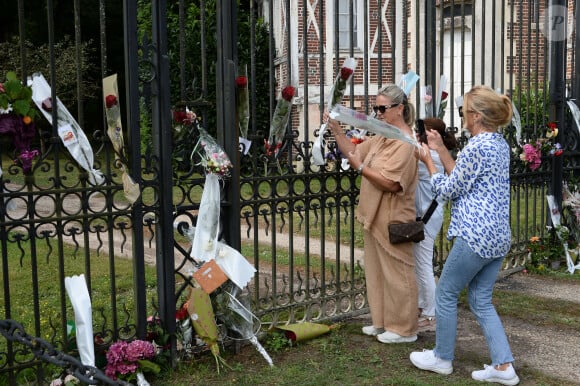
[104, 339, 157, 381]
[126, 340, 155, 361]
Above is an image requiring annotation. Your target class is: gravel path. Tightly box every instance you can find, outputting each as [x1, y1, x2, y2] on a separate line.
[356, 271, 580, 385]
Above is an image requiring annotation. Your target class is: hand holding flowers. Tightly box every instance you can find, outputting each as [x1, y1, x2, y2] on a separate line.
[313, 58, 358, 166]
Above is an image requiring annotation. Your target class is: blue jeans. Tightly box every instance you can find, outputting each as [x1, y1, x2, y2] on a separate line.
[433, 237, 515, 366]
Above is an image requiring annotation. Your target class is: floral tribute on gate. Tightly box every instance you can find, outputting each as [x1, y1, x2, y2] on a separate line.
[265, 84, 296, 157]
[104, 339, 160, 383]
[514, 121, 562, 171]
[0, 71, 39, 173]
[235, 65, 252, 154]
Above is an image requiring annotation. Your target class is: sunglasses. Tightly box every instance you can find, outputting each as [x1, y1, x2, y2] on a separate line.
[372, 103, 400, 114]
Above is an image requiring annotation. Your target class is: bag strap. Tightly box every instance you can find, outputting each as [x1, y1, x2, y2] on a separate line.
[420, 199, 439, 224]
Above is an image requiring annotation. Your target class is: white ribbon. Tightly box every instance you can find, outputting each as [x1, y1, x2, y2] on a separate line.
[64, 274, 95, 367]
[30, 73, 104, 185]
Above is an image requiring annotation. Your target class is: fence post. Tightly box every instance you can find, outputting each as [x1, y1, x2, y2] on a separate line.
[549, 0, 567, 215]
[216, 0, 241, 250]
[123, 0, 148, 341]
[150, 0, 177, 362]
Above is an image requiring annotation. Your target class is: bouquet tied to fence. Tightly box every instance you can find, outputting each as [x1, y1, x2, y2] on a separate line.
[265, 85, 296, 157]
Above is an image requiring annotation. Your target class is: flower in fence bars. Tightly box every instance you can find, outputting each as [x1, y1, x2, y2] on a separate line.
[520, 142, 542, 170]
[105, 339, 160, 382]
[0, 71, 38, 173]
[197, 128, 233, 177]
[515, 121, 562, 170]
[235, 70, 250, 139]
[265, 85, 296, 156]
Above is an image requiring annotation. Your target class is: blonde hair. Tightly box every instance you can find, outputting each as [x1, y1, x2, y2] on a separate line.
[464, 85, 513, 128]
[377, 84, 416, 127]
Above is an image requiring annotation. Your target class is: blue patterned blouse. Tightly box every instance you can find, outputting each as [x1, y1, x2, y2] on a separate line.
[431, 132, 511, 258]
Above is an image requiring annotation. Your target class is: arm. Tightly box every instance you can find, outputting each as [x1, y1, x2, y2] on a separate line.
[327, 118, 356, 155]
[327, 118, 402, 193]
[360, 165, 402, 192]
[425, 130, 455, 175]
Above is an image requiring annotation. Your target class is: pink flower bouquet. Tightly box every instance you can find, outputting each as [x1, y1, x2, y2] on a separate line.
[105, 339, 159, 382]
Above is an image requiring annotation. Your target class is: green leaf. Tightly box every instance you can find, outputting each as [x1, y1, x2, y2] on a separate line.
[137, 359, 161, 374]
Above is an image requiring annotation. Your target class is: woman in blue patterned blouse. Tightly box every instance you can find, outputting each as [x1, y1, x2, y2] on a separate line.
[410, 85, 520, 386]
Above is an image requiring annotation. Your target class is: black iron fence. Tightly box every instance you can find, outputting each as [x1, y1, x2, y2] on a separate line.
[0, 0, 579, 383]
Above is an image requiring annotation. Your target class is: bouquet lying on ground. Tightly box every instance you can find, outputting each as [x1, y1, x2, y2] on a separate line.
[265, 85, 296, 157]
[105, 339, 160, 383]
[313, 58, 357, 166]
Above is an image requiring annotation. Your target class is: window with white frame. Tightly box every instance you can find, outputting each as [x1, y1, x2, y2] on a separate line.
[337, 0, 363, 50]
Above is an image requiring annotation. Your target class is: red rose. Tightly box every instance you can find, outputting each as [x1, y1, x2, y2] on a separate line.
[441, 91, 448, 100]
[554, 149, 564, 156]
[548, 122, 558, 131]
[235, 76, 248, 88]
[340, 67, 354, 80]
[173, 110, 188, 123]
[175, 304, 188, 321]
[105, 94, 118, 109]
[281, 86, 296, 101]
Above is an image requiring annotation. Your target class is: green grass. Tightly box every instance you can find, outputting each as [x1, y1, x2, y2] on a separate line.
[153, 314, 574, 386]
[149, 271, 579, 386]
[0, 237, 158, 346]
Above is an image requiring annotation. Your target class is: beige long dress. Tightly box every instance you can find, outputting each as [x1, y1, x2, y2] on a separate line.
[355, 135, 419, 336]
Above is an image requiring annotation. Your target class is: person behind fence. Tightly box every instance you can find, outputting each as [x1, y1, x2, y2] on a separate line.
[414, 118, 458, 333]
[325, 84, 419, 344]
[409, 85, 520, 385]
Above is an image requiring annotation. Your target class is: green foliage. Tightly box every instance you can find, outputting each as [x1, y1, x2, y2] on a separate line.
[511, 80, 550, 137]
[263, 331, 292, 352]
[0, 36, 99, 111]
[525, 225, 572, 273]
[136, 1, 273, 159]
[0, 71, 36, 119]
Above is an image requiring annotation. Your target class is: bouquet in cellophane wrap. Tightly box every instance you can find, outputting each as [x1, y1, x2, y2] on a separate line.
[193, 125, 233, 178]
[236, 65, 252, 154]
[265, 84, 296, 157]
[103, 74, 140, 204]
[312, 57, 358, 166]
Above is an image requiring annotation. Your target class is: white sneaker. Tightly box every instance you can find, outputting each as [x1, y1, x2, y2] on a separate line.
[377, 330, 417, 343]
[472, 363, 520, 385]
[410, 349, 453, 375]
[361, 325, 384, 336]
